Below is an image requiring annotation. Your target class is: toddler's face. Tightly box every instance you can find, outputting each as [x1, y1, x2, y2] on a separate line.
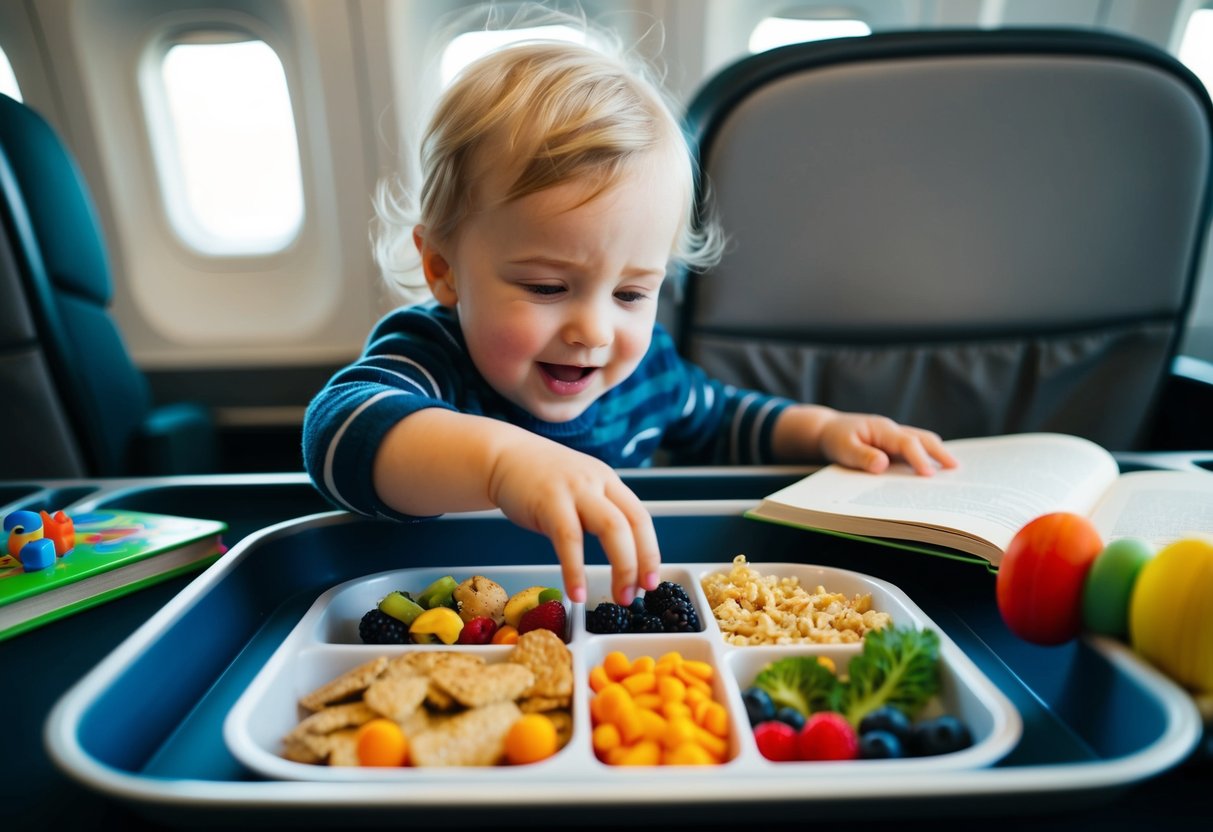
[430, 154, 684, 422]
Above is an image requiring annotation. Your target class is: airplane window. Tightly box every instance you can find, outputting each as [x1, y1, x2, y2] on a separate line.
[749, 17, 871, 53]
[441, 24, 588, 86]
[0, 46, 21, 101]
[1178, 8, 1213, 91]
[154, 36, 303, 256]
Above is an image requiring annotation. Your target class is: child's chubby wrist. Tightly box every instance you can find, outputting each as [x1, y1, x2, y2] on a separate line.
[771, 404, 839, 462]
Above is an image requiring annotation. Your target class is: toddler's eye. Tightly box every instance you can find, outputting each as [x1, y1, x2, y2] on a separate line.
[615, 290, 648, 303]
[524, 284, 564, 296]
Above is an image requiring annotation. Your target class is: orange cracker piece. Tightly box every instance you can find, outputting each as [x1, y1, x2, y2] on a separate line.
[508, 629, 573, 699]
[298, 657, 388, 712]
[410, 701, 522, 767]
[430, 662, 535, 709]
[288, 701, 377, 741]
[364, 674, 429, 722]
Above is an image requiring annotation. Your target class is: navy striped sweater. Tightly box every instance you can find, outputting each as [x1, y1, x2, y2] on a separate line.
[302, 303, 792, 519]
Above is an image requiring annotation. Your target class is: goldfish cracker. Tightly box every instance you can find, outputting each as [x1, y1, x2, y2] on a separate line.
[700, 701, 729, 737]
[691, 697, 713, 726]
[605, 745, 630, 766]
[638, 708, 668, 743]
[681, 659, 714, 680]
[657, 675, 687, 703]
[621, 671, 657, 695]
[603, 651, 632, 682]
[685, 685, 710, 708]
[592, 722, 622, 758]
[588, 664, 611, 693]
[615, 704, 645, 745]
[617, 739, 662, 766]
[674, 663, 713, 695]
[695, 725, 728, 759]
[663, 716, 699, 751]
[661, 700, 693, 722]
[594, 682, 632, 726]
[629, 655, 656, 675]
[664, 742, 716, 766]
[633, 692, 663, 711]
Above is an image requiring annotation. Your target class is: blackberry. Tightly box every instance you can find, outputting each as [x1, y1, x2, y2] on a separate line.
[660, 599, 702, 633]
[586, 602, 631, 634]
[628, 596, 647, 618]
[628, 613, 665, 633]
[644, 581, 692, 617]
[358, 608, 409, 644]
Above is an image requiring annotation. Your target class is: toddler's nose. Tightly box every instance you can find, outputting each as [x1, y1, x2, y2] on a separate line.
[564, 301, 613, 349]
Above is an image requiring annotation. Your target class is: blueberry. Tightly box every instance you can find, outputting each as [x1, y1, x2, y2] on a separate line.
[858, 729, 904, 759]
[774, 705, 806, 732]
[910, 715, 973, 756]
[742, 686, 776, 726]
[858, 705, 913, 743]
[628, 596, 647, 618]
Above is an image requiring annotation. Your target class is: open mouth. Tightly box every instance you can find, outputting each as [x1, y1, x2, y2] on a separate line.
[538, 363, 596, 383]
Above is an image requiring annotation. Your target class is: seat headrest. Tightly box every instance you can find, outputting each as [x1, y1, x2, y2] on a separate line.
[0, 94, 112, 306]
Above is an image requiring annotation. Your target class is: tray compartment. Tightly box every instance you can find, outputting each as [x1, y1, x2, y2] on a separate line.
[315, 565, 568, 644]
[580, 633, 743, 768]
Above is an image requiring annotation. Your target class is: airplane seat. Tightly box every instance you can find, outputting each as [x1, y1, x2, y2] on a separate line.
[678, 28, 1213, 451]
[0, 93, 217, 478]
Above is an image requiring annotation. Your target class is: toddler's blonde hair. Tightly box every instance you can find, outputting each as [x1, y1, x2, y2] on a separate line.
[374, 36, 722, 295]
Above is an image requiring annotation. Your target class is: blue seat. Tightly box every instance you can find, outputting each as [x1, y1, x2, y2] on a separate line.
[679, 29, 1213, 450]
[0, 93, 216, 478]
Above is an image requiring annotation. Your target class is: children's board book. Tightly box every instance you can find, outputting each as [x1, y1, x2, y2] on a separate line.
[746, 432, 1213, 572]
[0, 508, 228, 641]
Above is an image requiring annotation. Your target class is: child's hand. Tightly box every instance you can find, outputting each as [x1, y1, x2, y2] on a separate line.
[818, 412, 957, 475]
[487, 436, 660, 606]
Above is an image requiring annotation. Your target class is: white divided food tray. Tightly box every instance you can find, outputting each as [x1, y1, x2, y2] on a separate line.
[224, 561, 1022, 785]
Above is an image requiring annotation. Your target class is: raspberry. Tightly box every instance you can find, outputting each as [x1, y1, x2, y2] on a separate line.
[753, 721, 799, 762]
[643, 581, 692, 617]
[659, 599, 701, 632]
[586, 603, 631, 634]
[358, 608, 409, 644]
[457, 615, 498, 644]
[627, 613, 664, 633]
[797, 712, 859, 761]
[518, 600, 568, 640]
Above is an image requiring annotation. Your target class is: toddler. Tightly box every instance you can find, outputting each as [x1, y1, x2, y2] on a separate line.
[303, 39, 955, 605]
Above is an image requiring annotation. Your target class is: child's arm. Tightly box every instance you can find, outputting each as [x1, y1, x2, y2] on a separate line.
[771, 404, 958, 475]
[373, 408, 659, 605]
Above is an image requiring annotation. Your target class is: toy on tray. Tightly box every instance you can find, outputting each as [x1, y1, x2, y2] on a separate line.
[996, 512, 1213, 696]
[3, 509, 75, 571]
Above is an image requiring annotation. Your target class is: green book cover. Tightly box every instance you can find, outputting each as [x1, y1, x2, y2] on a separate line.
[0, 508, 228, 641]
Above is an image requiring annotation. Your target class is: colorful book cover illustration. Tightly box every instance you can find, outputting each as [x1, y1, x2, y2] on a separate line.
[0, 508, 228, 640]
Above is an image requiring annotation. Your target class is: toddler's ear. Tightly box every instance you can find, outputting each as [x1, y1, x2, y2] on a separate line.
[413, 225, 457, 306]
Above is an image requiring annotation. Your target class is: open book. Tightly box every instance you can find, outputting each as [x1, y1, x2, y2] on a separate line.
[745, 433, 1213, 570]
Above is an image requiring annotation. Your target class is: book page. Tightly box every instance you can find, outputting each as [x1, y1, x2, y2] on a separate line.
[759, 433, 1119, 554]
[1089, 469, 1213, 547]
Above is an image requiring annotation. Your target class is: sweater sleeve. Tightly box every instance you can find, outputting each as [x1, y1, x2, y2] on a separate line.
[302, 307, 461, 519]
[655, 328, 795, 465]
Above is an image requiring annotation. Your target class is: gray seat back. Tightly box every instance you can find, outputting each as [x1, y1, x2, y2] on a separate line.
[681, 29, 1213, 450]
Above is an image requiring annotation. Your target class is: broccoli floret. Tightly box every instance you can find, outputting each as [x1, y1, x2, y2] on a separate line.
[751, 656, 840, 717]
[839, 627, 941, 727]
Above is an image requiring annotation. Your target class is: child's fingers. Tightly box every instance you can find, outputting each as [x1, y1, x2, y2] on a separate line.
[580, 497, 640, 605]
[537, 497, 588, 604]
[606, 479, 661, 592]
